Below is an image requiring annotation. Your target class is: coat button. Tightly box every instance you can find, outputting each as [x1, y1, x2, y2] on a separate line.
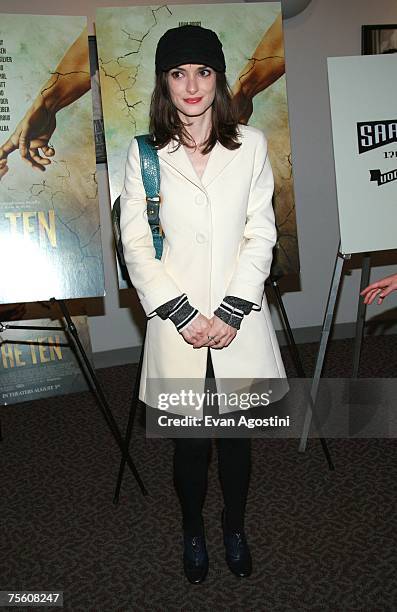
[196, 232, 208, 243]
[195, 194, 206, 206]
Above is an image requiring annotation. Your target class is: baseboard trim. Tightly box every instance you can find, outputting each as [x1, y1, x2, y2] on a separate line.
[93, 345, 143, 369]
[93, 322, 397, 369]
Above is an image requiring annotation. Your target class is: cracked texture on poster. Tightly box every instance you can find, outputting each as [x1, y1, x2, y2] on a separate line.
[96, 3, 299, 281]
[98, 5, 172, 134]
[237, 51, 297, 276]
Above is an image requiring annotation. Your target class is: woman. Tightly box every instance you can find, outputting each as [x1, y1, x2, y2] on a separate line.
[120, 25, 286, 584]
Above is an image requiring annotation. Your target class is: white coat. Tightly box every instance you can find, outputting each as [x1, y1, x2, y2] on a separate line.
[120, 124, 286, 415]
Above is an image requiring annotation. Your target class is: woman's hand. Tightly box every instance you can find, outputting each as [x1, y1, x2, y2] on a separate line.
[361, 273, 397, 305]
[181, 314, 211, 345]
[191, 315, 237, 349]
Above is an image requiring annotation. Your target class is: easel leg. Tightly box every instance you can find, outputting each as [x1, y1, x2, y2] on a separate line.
[270, 279, 334, 470]
[352, 254, 371, 377]
[299, 250, 347, 453]
[270, 278, 306, 377]
[52, 298, 147, 497]
[113, 332, 145, 505]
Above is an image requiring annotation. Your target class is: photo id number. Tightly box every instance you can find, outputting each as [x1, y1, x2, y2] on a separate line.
[0, 591, 63, 607]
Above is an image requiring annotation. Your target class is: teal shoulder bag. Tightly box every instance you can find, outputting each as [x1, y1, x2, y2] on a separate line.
[112, 134, 163, 270]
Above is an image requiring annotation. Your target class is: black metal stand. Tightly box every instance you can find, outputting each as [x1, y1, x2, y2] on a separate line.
[269, 277, 334, 471]
[113, 328, 146, 505]
[298, 245, 371, 459]
[269, 277, 306, 377]
[352, 254, 371, 377]
[0, 298, 147, 497]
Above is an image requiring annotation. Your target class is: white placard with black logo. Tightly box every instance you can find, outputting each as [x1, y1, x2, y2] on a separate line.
[328, 54, 397, 254]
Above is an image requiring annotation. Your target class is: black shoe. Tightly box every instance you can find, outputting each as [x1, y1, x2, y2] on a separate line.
[183, 533, 209, 584]
[222, 509, 252, 577]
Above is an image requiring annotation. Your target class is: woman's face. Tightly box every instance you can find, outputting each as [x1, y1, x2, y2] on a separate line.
[166, 64, 216, 119]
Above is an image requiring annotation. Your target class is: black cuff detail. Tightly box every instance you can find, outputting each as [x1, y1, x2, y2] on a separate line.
[156, 294, 198, 332]
[213, 296, 254, 330]
[156, 294, 185, 320]
[223, 295, 254, 315]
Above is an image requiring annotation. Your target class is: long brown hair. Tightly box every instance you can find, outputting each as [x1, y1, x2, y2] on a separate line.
[148, 70, 241, 154]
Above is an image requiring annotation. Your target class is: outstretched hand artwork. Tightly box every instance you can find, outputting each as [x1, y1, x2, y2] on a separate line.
[0, 15, 104, 304]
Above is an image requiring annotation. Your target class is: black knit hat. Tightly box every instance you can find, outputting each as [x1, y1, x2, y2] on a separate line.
[155, 25, 226, 74]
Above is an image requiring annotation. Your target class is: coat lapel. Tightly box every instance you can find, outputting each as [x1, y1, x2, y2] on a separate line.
[201, 141, 241, 188]
[157, 139, 203, 190]
[157, 138, 241, 190]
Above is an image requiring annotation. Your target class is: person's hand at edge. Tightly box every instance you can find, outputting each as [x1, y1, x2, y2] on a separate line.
[360, 273, 397, 305]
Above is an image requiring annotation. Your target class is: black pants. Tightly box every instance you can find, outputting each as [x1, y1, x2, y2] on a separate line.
[173, 351, 251, 535]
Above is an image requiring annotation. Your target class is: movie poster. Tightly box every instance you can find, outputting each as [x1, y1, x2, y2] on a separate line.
[0, 316, 91, 405]
[0, 14, 104, 304]
[328, 54, 397, 254]
[96, 2, 299, 286]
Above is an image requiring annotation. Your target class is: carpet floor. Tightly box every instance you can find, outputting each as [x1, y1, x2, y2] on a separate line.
[1, 335, 397, 611]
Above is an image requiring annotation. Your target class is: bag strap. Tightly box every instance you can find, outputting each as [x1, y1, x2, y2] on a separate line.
[136, 134, 163, 261]
[136, 134, 160, 199]
[112, 134, 162, 273]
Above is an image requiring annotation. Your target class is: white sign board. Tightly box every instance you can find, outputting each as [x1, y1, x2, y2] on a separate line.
[328, 55, 397, 254]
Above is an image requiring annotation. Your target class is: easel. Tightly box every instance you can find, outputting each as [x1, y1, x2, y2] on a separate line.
[0, 297, 147, 497]
[299, 246, 371, 452]
[113, 274, 334, 504]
